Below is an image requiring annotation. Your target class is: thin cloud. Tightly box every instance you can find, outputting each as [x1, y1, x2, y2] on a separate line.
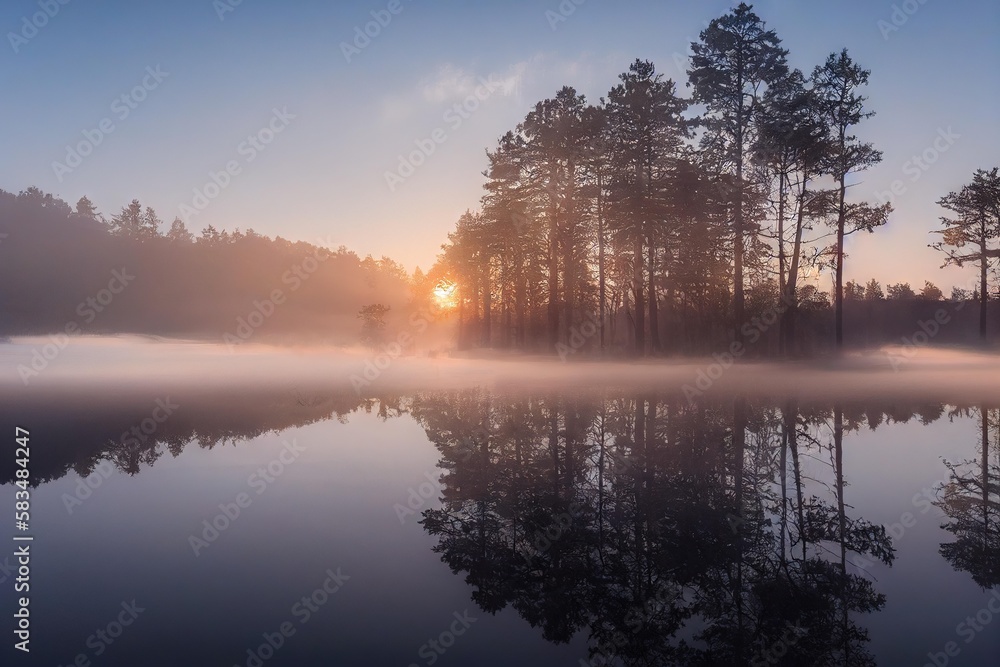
[380, 60, 531, 124]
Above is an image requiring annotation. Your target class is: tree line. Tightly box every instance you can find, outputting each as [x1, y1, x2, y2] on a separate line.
[433, 2, 999, 356]
[0, 187, 415, 342]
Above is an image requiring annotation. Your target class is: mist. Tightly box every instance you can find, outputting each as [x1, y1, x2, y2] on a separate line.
[5, 335, 1000, 405]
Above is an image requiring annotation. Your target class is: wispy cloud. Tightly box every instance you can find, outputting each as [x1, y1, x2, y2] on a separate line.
[380, 60, 532, 123]
[420, 62, 526, 103]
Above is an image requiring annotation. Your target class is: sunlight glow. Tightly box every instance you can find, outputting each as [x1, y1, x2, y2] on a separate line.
[432, 280, 458, 309]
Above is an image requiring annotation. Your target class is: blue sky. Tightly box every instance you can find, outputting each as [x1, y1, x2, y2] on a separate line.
[1, 0, 997, 290]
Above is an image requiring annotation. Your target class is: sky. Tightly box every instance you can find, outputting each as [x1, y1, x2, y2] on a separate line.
[1, 0, 997, 291]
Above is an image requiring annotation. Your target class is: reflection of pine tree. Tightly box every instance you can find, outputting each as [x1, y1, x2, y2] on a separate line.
[413, 391, 895, 666]
[937, 406, 1000, 589]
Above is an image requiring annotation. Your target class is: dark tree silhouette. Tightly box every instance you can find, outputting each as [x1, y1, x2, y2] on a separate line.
[936, 406, 1000, 589]
[689, 2, 788, 345]
[931, 168, 1000, 340]
[812, 49, 891, 349]
[411, 391, 895, 666]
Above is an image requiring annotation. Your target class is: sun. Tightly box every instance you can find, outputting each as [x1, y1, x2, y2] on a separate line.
[432, 280, 458, 309]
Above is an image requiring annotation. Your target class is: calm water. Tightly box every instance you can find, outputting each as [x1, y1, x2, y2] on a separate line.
[1, 383, 999, 666]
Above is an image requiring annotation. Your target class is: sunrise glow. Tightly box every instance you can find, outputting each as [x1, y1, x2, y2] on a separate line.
[432, 280, 458, 309]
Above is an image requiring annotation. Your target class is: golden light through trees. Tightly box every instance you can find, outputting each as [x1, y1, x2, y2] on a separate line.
[432, 280, 458, 309]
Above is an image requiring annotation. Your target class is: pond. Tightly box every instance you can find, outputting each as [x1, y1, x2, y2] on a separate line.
[0, 343, 998, 666]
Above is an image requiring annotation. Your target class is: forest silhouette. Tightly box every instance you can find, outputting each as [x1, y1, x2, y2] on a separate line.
[0, 188, 414, 344]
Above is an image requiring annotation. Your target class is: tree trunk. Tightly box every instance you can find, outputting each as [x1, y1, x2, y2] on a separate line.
[457, 289, 465, 349]
[648, 241, 660, 354]
[834, 406, 849, 662]
[598, 171, 606, 354]
[482, 262, 492, 347]
[564, 160, 577, 340]
[784, 181, 808, 357]
[733, 396, 746, 662]
[734, 115, 746, 346]
[471, 267, 480, 346]
[515, 258, 526, 349]
[835, 155, 847, 348]
[777, 170, 787, 355]
[980, 211, 988, 341]
[548, 164, 560, 348]
[982, 406, 989, 550]
[633, 236, 645, 356]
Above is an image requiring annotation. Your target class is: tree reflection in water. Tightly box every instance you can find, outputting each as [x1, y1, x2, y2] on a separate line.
[5, 385, 996, 665]
[936, 406, 1000, 590]
[413, 391, 896, 666]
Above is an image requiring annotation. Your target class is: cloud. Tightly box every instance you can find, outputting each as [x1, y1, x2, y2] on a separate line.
[420, 62, 527, 103]
[374, 51, 656, 126]
[380, 60, 531, 123]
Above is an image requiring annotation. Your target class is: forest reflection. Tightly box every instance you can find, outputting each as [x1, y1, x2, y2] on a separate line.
[409, 392, 999, 666]
[5, 388, 997, 665]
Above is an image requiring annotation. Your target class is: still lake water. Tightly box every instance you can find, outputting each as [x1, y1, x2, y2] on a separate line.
[1, 353, 999, 666]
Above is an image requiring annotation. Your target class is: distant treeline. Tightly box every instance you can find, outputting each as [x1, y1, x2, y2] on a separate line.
[431, 2, 1000, 357]
[1, 184, 993, 354]
[0, 187, 416, 343]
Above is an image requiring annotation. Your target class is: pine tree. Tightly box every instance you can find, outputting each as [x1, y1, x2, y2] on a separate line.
[689, 2, 788, 342]
[931, 168, 1000, 339]
[813, 50, 890, 348]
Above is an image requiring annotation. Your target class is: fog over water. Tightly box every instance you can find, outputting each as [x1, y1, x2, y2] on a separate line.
[4, 335, 1000, 404]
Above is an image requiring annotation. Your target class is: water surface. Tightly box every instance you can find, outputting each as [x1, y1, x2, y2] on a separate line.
[1, 345, 999, 665]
